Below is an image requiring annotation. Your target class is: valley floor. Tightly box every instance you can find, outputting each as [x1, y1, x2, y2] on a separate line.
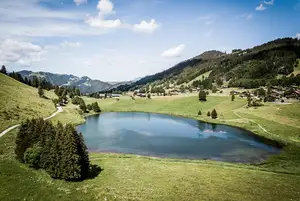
[1, 93, 300, 200]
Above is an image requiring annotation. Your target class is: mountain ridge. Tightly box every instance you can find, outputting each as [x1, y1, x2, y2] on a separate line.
[18, 70, 135, 94]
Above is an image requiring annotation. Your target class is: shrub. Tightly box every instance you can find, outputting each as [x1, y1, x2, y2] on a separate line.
[92, 102, 101, 113]
[87, 104, 93, 111]
[147, 93, 151, 99]
[24, 144, 42, 169]
[231, 94, 235, 101]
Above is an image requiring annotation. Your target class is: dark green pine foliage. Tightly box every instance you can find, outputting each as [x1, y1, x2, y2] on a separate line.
[48, 122, 65, 178]
[199, 90, 207, 101]
[211, 109, 218, 119]
[39, 121, 56, 169]
[78, 133, 90, 179]
[79, 99, 87, 113]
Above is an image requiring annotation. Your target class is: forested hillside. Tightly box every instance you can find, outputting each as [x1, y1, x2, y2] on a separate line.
[115, 38, 300, 91]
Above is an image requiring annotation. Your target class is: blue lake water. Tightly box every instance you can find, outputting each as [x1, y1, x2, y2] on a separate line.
[76, 112, 280, 163]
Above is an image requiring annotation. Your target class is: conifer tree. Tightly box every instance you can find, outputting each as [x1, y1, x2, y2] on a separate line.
[78, 133, 90, 178]
[211, 109, 218, 119]
[0, 65, 7, 75]
[199, 90, 207, 101]
[207, 111, 211, 117]
[60, 124, 82, 180]
[79, 99, 87, 113]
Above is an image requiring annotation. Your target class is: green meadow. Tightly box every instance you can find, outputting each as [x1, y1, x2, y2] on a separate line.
[1, 73, 300, 200]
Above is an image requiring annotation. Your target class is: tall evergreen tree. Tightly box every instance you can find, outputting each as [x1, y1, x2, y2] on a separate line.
[1, 65, 7, 75]
[60, 124, 82, 180]
[79, 99, 87, 113]
[78, 133, 90, 179]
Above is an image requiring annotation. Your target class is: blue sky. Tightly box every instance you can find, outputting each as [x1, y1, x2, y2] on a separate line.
[0, 0, 299, 81]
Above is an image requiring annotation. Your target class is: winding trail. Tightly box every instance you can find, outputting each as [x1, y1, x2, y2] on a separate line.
[0, 107, 63, 138]
[232, 110, 274, 136]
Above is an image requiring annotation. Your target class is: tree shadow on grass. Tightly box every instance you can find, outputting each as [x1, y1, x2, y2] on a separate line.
[87, 164, 103, 179]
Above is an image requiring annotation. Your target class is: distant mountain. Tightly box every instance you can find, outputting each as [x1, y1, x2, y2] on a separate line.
[115, 37, 300, 91]
[18, 70, 135, 94]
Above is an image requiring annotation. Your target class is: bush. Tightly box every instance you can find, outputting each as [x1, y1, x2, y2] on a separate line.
[92, 102, 101, 113]
[147, 93, 151, 99]
[87, 104, 93, 111]
[24, 145, 42, 169]
[211, 109, 218, 119]
[231, 94, 235, 101]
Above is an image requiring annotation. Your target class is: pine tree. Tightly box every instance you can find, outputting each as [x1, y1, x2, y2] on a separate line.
[60, 124, 82, 180]
[75, 88, 81, 96]
[207, 111, 211, 117]
[199, 90, 207, 101]
[79, 99, 87, 113]
[38, 86, 44, 97]
[211, 109, 218, 119]
[198, 110, 202, 115]
[78, 133, 90, 179]
[0, 65, 7, 75]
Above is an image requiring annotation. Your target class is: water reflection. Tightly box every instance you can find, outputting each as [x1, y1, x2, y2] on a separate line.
[77, 112, 280, 163]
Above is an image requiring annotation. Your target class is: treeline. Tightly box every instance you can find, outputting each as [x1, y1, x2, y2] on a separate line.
[15, 118, 91, 181]
[1, 65, 54, 90]
[72, 96, 100, 113]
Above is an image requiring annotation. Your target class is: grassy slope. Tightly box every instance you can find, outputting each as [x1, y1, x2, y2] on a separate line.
[1, 83, 300, 200]
[0, 73, 56, 131]
[1, 130, 300, 201]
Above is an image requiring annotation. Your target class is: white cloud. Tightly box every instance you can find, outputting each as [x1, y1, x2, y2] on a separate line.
[97, 0, 115, 15]
[133, 19, 160, 34]
[0, 39, 45, 66]
[85, 0, 122, 29]
[161, 44, 185, 58]
[256, 4, 266, 11]
[60, 41, 82, 48]
[74, 0, 87, 6]
[264, 0, 274, 5]
[296, 33, 300, 39]
[85, 17, 121, 28]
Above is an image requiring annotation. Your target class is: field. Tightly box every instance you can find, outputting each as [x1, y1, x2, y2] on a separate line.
[0, 73, 56, 131]
[1, 74, 300, 200]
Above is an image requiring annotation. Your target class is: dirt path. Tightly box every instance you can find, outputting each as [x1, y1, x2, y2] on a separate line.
[0, 107, 63, 138]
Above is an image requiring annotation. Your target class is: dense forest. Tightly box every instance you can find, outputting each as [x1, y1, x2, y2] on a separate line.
[114, 38, 300, 91]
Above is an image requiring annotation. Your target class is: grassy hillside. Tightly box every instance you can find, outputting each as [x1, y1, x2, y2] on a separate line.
[1, 75, 300, 200]
[115, 38, 300, 91]
[0, 73, 56, 131]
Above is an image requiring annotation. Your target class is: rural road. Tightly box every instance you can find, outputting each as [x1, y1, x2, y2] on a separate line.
[0, 107, 63, 138]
